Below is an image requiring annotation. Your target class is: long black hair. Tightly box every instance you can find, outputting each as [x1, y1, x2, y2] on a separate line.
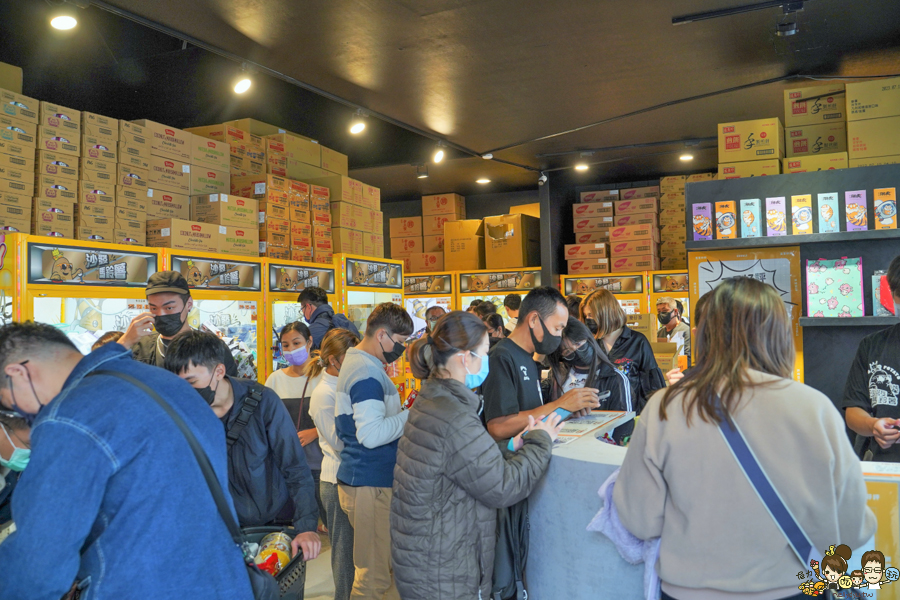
[546, 317, 616, 401]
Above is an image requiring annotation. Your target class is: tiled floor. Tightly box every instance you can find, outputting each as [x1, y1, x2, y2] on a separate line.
[304, 533, 336, 600]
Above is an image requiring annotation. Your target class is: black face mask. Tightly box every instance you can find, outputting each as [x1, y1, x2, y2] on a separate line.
[379, 333, 405, 364]
[572, 343, 595, 368]
[196, 373, 219, 405]
[530, 316, 562, 355]
[155, 311, 186, 337]
[584, 318, 599, 335]
[658, 311, 675, 326]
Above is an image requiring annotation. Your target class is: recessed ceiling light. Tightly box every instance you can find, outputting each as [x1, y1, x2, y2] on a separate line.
[574, 164, 589, 171]
[680, 154, 694, 161]
[234, 78, 252, 94]
[476, 178, 491, 184]
[51, 15, 77, 30]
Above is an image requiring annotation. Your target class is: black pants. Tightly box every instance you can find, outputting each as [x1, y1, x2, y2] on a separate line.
[662, 592, 810, 600]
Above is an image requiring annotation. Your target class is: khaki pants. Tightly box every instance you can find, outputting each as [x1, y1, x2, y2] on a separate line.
[338, 484, 400, 600]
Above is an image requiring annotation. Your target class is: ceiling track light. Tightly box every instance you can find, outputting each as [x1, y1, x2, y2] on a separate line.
[481, 153, 493, 160]
[673, 0, 807, 25]
[476, 178, 491, 184]
[679, 154, 694, 161]
[234, 62, 253, 94]
[776, 21, 799, 36]
[349, 109, 368, 134]
[50, 0, 85, 30]
[433, 141, 445, 164]
[538, 172, 548, 186]
[574, 164, 590, 171]
[416, 164, 429, 179]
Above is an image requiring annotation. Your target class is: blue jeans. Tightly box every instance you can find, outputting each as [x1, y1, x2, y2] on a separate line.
[321, 480, 354, 600]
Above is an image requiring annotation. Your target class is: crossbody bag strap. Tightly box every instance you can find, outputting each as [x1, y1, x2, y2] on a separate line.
[296, 378, 311, 431]
[717, 412, 817, 567]
[90, 370, 248, 554]
[226, 382, 264, 450]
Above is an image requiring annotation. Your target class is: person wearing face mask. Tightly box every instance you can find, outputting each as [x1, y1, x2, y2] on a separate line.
[164, 330, 321, 566]
[656, 296, 691, 368]
[299, 286, 361, 350]
[544, 317, 634, 444]
[118, 271, 241, 377]
[334, 303, 414, 600]
[391, 311, 563, 599]
[266, 322, 327, 533]
[0, 322, 255, 599]
[482, 287, 601, 442]
[503, 293, 521, 329]
[307, 328, 359, 600]
[0, 413, 29, 525]
[424, 305, 446, 335]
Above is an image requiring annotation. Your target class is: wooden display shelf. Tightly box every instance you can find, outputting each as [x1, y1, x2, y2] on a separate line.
[798, 316, 897, 327]
[685, 229, 900, 252]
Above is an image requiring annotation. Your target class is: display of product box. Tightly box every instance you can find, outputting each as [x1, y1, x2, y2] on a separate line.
[311, 209, 332, 228]
[146, 189, 190, 220]
[785, 123, 847, 157]
[619, 186, 659, 200]
[567, 258, 610, 274]
[0, 115, 35, 146]
[765, 197, 788, 236]
[259, 201, 290, 223]
[190, 166, 229, 196]
[132, 120, 192, 161]
[849, 156, 900, 168]
[805, 257, 864, 317]
[117, 164, 150, 189]
[611, 254, 660, 272]
[147, 156, 190, 193]
[874, 188, 897, 230]
[422, 235, 443, 253]
[563, 243, 609, 260]
[422, 193, 466, 217]
[37, 125, 79, 156]
[192, 194, 258, 228]
[848, 116, 900, 160]
[579, 190, 619, 203]
[82, 135, 116, 162]
[609, 223, 660, 243]
[320, 145, 348, 176]
[573, 215, 614, 232]
[846, 76, 900, 121]
[718, 118, 784, 163]
[784, 85, 845, 127]
[190, 135, 229, 170]
[39, 102, 80, 132]
[266, 134, 321, 167]
[146, 218, 217, 251]
[845, 190, 869, 231]
[217, 225, 259, 257]
[783, 153, 849, 173]
[739, 199, 762, 238]
[613, 213, 659, 227]
[573, 202, 614, 218]
[35, 150, 75, 179]
[714, 201, 737, 239]
[0, 202, 30, 232]
[1, 89, 37, 123]
[615, 198, 659, 216]
[717, 159, 782, 179]
[692, 203, 713, 241]
[391, 236, 424, 257]
[611, 239, 657, 257]
[817, 193, 840, 233]
[116, 186, 149, 210]
[790, 195, 813, 235]
[332, 228, 363, 254]
[484, 214, 540, 269]
[259, 243, 290, 260]
[259, 217, 291, 236]
[33, 210, 74, 238]
[35, 175, 74, 201]
[333, 202, 366, 230]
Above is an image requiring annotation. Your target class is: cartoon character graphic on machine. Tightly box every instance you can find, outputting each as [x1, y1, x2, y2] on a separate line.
[50, 248, 84, 283]
[798, 545, 898, 596]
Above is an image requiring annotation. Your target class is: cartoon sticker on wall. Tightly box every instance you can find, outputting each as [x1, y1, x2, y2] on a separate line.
[798, 545, 898, 596]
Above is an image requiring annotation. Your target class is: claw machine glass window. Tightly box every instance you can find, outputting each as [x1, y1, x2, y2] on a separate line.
[402, 273, 456, 341]
[560, 273, 648, 314]
[25, 239, 161, 353]
[457, 268, 541, 327]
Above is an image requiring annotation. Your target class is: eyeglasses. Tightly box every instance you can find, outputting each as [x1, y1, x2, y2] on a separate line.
[560, 340, 585, 359]
[864, 567, 884, 574]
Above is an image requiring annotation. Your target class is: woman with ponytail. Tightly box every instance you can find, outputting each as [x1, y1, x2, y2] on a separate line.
[307, 328, 359, 600]
[391, 311, 563, 600]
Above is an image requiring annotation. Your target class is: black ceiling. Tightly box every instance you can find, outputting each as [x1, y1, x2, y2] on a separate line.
[3, 0, 900, 201]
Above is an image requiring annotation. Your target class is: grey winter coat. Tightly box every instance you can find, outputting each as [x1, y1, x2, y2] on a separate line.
[391, 377, 553, 599]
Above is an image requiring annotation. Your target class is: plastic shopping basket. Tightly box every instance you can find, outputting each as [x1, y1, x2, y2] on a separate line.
[243, 526, 307, 600]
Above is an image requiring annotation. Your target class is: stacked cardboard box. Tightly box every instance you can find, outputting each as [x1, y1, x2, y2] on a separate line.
[394, 193, 462, 272]
[32, 101, 81, 238]
[782, 84, 849, 174]
[308, 175, 382, 259]
[658, 176, 687, 270]
[190, 194, 259, 257]
[845, 76, 900, 168]
[610, 187, 660, 273]
[187, 123, 266, 178]
[232, 174, 290, 259]
[716, 117, 785, 180]
[0, 89, 36, 232]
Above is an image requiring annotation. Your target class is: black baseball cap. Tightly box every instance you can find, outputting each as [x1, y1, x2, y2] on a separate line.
[146, 271, 191, 297]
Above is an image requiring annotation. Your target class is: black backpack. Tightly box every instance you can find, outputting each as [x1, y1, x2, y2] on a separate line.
[492, 498, 529, 600]
[330, 312, 361, 340]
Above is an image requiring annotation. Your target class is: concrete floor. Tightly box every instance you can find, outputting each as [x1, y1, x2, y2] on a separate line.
[304, 532, 336, 600]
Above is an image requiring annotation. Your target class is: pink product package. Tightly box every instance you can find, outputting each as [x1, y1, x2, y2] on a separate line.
[691, 203, 712, 241]
[765, 197, 787, 237]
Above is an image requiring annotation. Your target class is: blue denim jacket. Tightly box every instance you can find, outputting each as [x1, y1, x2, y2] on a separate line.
[0, 342, 253, 600]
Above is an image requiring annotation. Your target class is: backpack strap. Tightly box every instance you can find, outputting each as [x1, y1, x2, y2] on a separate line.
[226, 381, 266, 450]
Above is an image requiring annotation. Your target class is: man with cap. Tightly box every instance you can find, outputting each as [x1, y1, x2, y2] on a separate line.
[118, 271, 240, 377]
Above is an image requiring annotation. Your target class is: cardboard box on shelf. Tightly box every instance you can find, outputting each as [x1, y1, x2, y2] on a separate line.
[846, 77, 900, 122]
[113, 204, 146, 223]
[116, 186, 149, 209]
[391, 236, 424, 258]
[230, 155, 265, 176]
[37, 126, 78, 155]
[613, 213, 659, 227]
[190, 166, 229, 196]
[484, 213, 540, 269]
[849, 156, 900, 168]
[423, 214, 459, 237]
[0, 191, 30, 209]
[118, 148, 151, 172]
[619, 186, 659, 200]
[320, 145, 348, 176]
[291, 248, 314, 263]
[119, 121, 146, 139]
[230, 174, 287, 197]
[611, 239, 658, 257]
[75, 213, 114, 231]
[259, 217, 291, 236]
[35, 151, 75, 179]
[718, 118, 784, 163]
[350, 179, 364, 205]
[81, 156, 115, 175]
[422, 235, 443, 253]
[611, 254, 660, 272]
[573, 202, 614, 218]
[305, 175, 357, 205]
[39, 102, 81, 132]
[224, 119, 287, 138]
[284, 160, 335, 181]
[0, 89, 37, 123]
[390, 216, 423, 238]
[190, 135, 230, 170]
[614, 197, 658, 215]
[82, 123, 118, 145]
[267, 134, 321, 167]
[0, 115, 36, 146]
[290, 207, 310, 224]
[267, 151, 287, 177]
[660, 256, 687, 270]
[445, 236, 484, 271]
[313, 248, 333, 264]
[574, 231, 610, 244]
[363, 185, 381, 211]
[78, 189, 114, 212]
[113, 229, 145, 245]
[258, 201, 290, 223]
[422, 193, 466, 217]
[0, 161, 31, 185]
[660, 239, 687, 256]
[0, 140, 31, 160]
[35, 175, 74, 201]
[609, 223, 660, 243]
[573, 215, 614, 232]
[567, 258, 610, 275]
[116, 164, 150, 190]
[660, 191, 685, 205]
[314, 235, 334, 252]
[83, 111, 119, 131]
[332, 228, 363, 254]
[659, 176, 686, 193]
[132, 120, 192, 161]
[404, 252, 444, 273]
[311, 184, 330, 200]
[510, 202, 540, 218]
[651, 342, 679, 373]
[313, 224, 332, 239]
[114, 215, 146, 235]
[0, 202, 30, 232]
[32, 210, 74, 238]
[580, 190, 619, 203]
[147, 156, 190, 193]
[146, 189, 190, 220]
[259, 244, 290, 260]
[81, 135, 117, 162]
[848, 115, 900, 159]
[563, 243, 608, 260]
[290, 222, 312, 240]
[784, 84, 845, 127]
[192, 194, 258, 228]
[361, 234, 378, 257]
[311, 209, 332, 228]
[717, 159, 782, 179]
[218, 225, 259, 257]
[76, 225, 116, 243]
[0, 177, 32, 196]
[785, 123, 847, 157]
[783, 152, 849, 173]
[332, 202, 366, 230]
[146, 218, 218, 252]
[79, 178, 116, 198]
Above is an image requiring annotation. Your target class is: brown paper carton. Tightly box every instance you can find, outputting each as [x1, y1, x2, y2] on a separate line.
[146, 218, 218, 252]
[611, 254, 660, 272]
[718, 118, 784, 163]
[404, 252, 444, 274]
[0, 115, 36, 146]
[717, 159, 782, 179]
[573, 202, 613, 218]
[332, 228, 363, 254]
[848, 115, 900, 159]
[391, 236, 424, 258]
[0, 177, 32, 196]
[190, 166, 229, 196]
[267, 134, 321, 167]
[147, 156, 189, 193]
[260, 244, 290, 260]
[567, 258, 610, 274]
[608, 223, 660, 243]
[35, 150, 75, 179]
[259, 217, 291, 236]
[784, 85, 845, 127]
[35, 175, 75, 201]
[846, 77, 900, 121]
[563, 243, 609, 260]
[422, 193, 466, 217]
[611, 240, 658, 257]
[40, 102, 81, 131]
[0, 89, 38, 123]
[423, 235, 444, 253]
[320, 145, 348, 175]
[116, 186, 149, 211]
[484, 214, 540, 269]
[333, 202, 367, 230]
[146, 189, 191, 220]
[423, 214, 460, 237]
[614, 197, 658, 215]
[783, 153, 849, 173]
[117, 164, 150, 189]
[132, 120, 192, 161]
[390, 216, 423, 238]
[785, 123, 847, 157]
[190, 135, 230, 170]
[37, 126, 79, 156]
[218, 225, 259, 257]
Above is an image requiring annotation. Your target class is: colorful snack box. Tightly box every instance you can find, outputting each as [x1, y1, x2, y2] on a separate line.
[790, 194, 813, 235]
[817, 193, 840, 233]
[691, 203, 712, 241]
[845, 190, 868, 232]
[739, 199, 761, 238]
[874, 188, 897, 230]
[714, 201, 737, 239]
[765, 197, 787, 237]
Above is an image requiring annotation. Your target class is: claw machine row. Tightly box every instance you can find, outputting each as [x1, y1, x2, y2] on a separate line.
[263, 260, 338, 380]
[457, 267, 541, 325]
[334, 254, 407, 399]
[647, 270, 691, 323]
[22, 235, 162, 352]
[161, 250, 265, 382]
[401, 271, 457, 404]
[559, 272, 649, 314]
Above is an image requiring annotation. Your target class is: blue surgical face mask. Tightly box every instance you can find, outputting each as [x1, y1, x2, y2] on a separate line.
[0, 423, 30, 472]
[461, 351, 490, 389]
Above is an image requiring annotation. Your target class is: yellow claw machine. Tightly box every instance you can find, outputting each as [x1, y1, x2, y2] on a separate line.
[334, 254, 406, 398]
[560, 272, 649, 314]
[402, 272, 457, 340]
[0, 233, 24, 326]
[263, 260, 337, 379]
[647, 270, 690, 322]
[22, 235, 163, 353]
[457, 267, 541, 325]
[163, 250, 265, 382]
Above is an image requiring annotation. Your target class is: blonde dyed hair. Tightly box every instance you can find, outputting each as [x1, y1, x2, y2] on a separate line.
[303, 328, 359, 379]
[580, 288, 627, 340]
